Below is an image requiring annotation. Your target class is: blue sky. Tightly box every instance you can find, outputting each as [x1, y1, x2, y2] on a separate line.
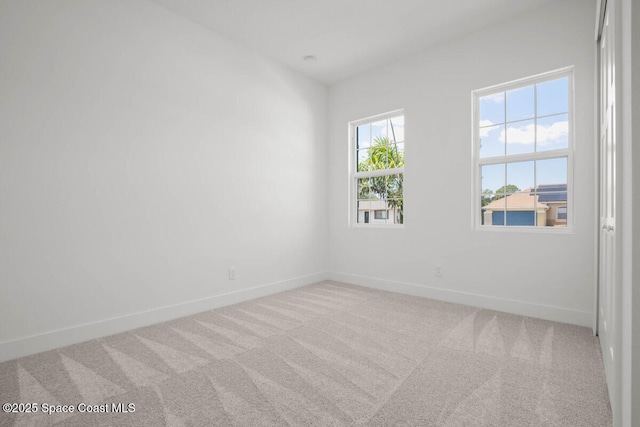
[479, 77, 569, 193]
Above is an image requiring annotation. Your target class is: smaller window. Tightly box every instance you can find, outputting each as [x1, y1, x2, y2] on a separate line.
[350, 110, 404, 226]
[374, 210, 388, 220]
[557, 207, 567, 220]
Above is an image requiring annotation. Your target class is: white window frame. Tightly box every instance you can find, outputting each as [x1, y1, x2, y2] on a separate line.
[349, 109, 404, 228]
[472, 67, 574, 232]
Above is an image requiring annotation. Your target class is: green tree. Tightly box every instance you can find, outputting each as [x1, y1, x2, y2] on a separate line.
[493, 184, 520, 201]
[358, 136, 404, 223]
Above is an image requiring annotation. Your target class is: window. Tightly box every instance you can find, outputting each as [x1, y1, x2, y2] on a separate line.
[473, 68, 572, 230]
[557, 206, 567, 220]
[374, 210, 388, 220]
[351, 110, 404, 226]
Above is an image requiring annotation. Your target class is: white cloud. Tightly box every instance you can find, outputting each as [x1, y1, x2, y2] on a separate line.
[479, 120, 494, 137]
[538, 121, 568, 145]
[500, 124, 534, 144]
[499, 121, 568, 145]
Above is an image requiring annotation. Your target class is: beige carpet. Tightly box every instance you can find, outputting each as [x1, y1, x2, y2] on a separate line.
[0, 281, 612, 426]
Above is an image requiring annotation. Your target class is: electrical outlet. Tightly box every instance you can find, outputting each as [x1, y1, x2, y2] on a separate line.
[228, 267, 236, 280]
[435, 266, 443, 277]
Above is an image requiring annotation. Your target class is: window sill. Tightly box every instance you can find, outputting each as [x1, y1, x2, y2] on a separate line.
[475, 225, 574, 234]
[352, 223, 405, 229]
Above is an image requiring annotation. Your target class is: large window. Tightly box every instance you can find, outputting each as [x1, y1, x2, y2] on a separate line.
[473, 69, 573, 230]
[351, 110, 404, 226]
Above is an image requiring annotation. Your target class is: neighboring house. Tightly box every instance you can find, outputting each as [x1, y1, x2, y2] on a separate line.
[358, 199, 401, 224]
[483, 184, 567, 227]
[536, 184, 568, 226]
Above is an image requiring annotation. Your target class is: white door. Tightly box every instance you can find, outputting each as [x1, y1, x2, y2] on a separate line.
[598, 1, 619, 416]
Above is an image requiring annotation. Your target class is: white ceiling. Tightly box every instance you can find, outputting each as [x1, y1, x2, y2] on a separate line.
[150, 0, 558, 85]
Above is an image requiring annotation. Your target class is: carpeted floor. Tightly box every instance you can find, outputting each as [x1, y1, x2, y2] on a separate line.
[0, 281, 612, 426]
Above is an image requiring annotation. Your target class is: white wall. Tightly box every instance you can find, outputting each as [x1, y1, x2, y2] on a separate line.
[328, 0, 596, 326]
[0, 0, 328, 361]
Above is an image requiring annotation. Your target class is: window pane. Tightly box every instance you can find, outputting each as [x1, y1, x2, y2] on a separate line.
[506, 161, 534, 194]
[357, 177, 378, 200]
[389, 143, 404, 168]
[537, 157, 567, 186]
[506, 119, 535, 155]
[481, 164, 505, 226]
[357, 124, 371, 149]
[386, 167, 403, 224]
[371, 145, 388, 169]
[371, 176, 390, 199]
[504, 161, 534, 227]
[369, 135, 400, 170]
[537, 77, 569, 117]
[371, 120, 387, 144]
[536, 158, 568, 227]
[390, 116, 404, 143]
[357, 149, 372, 171]
[481, 163, 505, 196]
[507, 85, 535, 122]
[506, 194, 536, 226]
[479, 124, 505, 158]
[479, 92, 505, 125]
[387, 173, 403, 199]
[537, 114, 569, 152]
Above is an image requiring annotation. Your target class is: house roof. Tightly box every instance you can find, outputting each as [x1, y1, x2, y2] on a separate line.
[484, 190, 548, 211]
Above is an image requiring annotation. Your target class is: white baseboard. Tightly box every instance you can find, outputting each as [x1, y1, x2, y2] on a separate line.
[328, 272, 593, 328]
[0, 272, 329, 363]
[0, 270, 594, 363]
